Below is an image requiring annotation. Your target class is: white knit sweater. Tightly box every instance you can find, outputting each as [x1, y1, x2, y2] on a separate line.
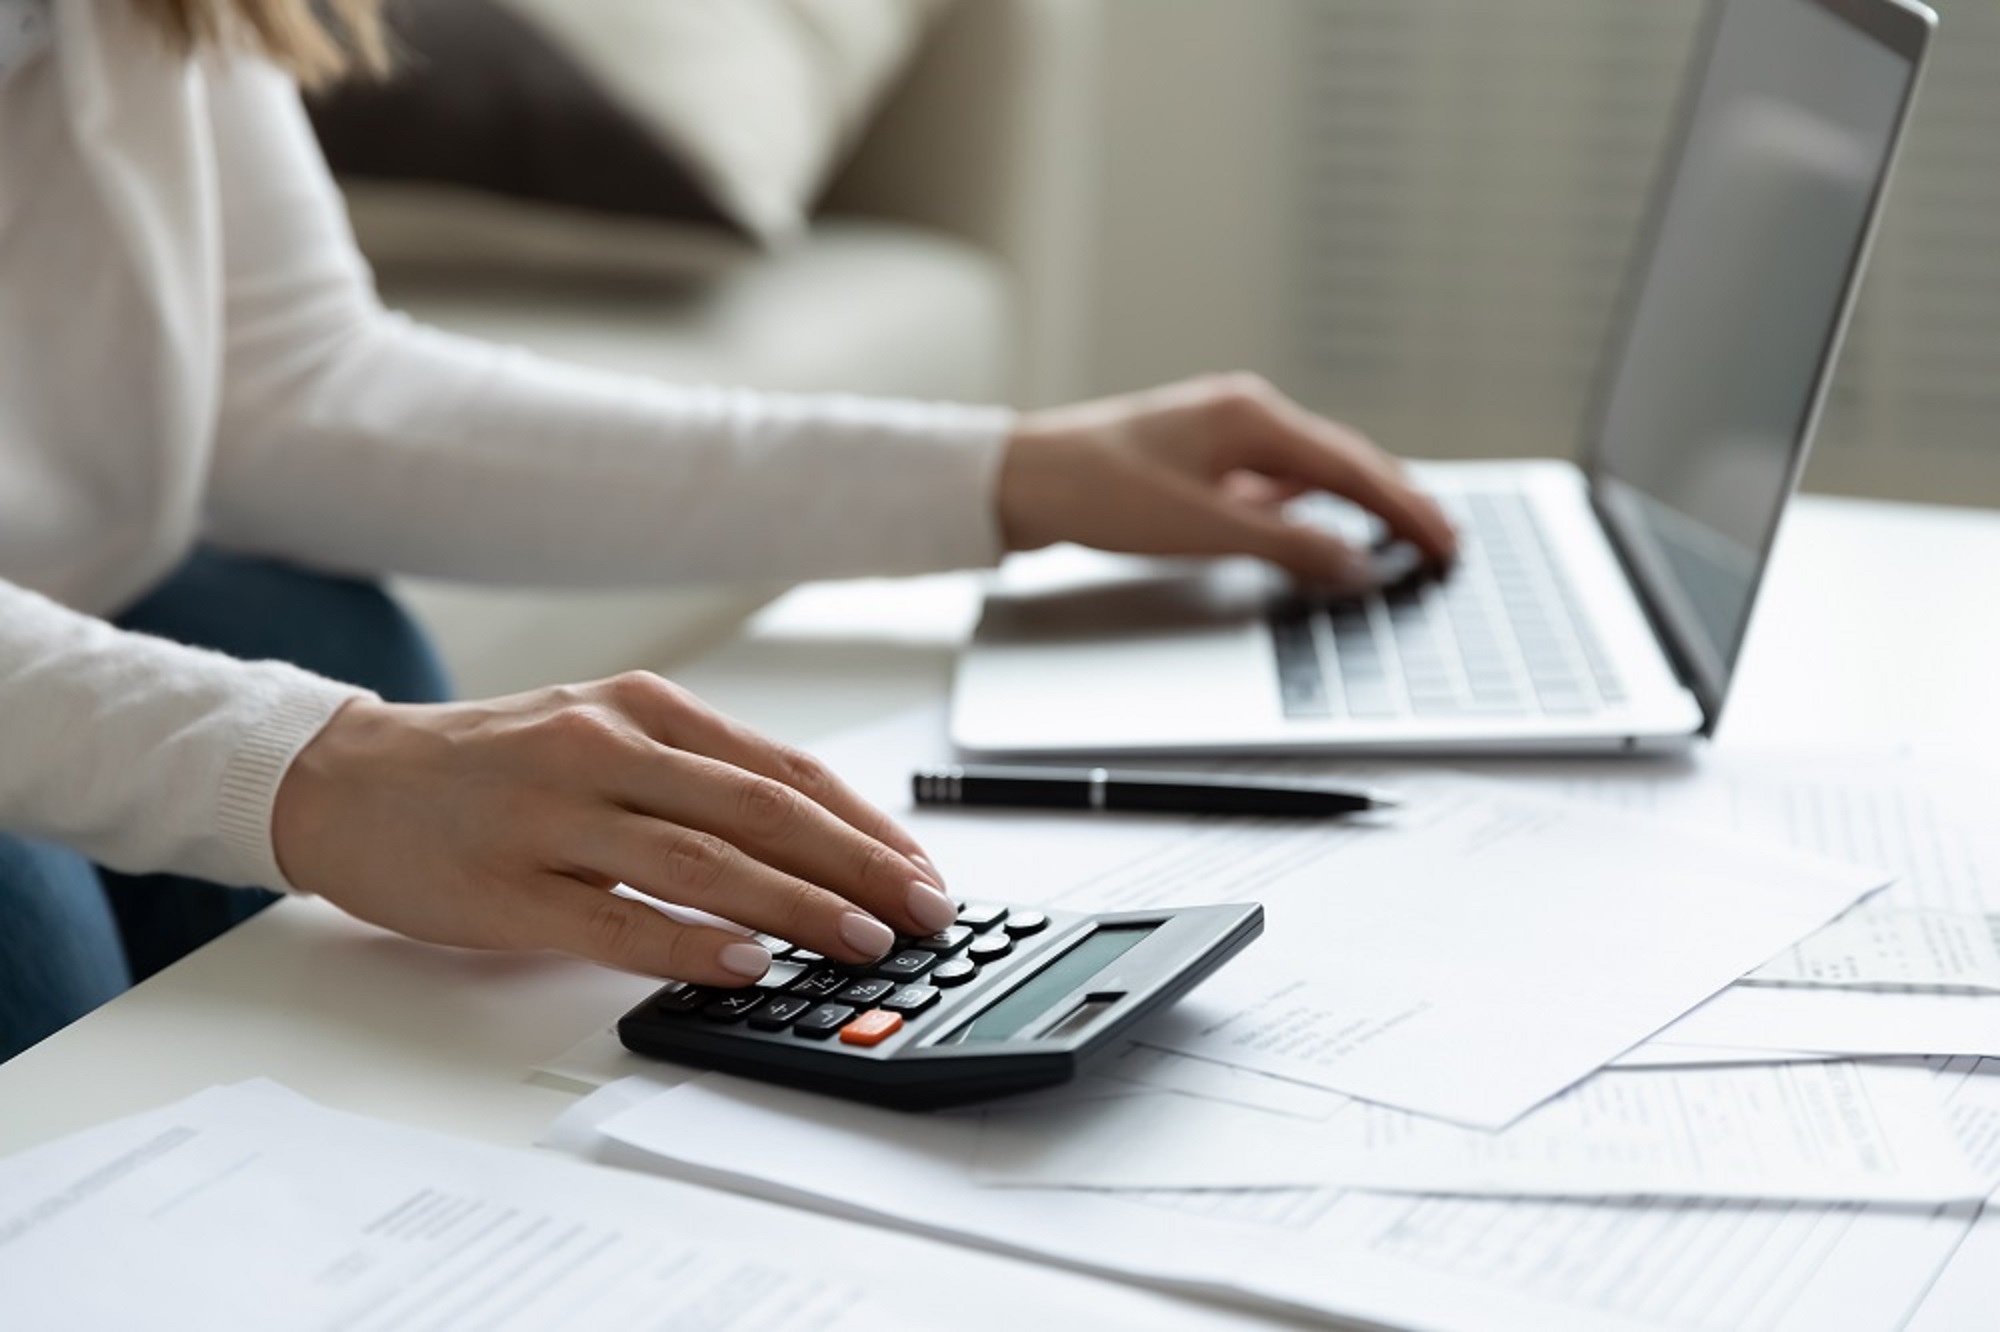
[0, 1, 1009, 892]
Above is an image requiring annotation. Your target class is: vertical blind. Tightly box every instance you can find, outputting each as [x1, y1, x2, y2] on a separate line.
[1287, 0, 2000, 505]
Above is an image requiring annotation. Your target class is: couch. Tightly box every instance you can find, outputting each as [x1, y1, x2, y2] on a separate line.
[367, 0, 1103, 698]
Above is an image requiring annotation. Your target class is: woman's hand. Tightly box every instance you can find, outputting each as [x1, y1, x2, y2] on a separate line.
[999, 373, 1457, 583]
[270, 672, 957, 986]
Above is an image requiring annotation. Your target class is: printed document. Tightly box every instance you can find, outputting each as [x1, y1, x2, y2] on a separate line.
[968, 1056, 1989, 1202]
[0, 1081, 1258, 1332]
[1504, 750, 2000, 989]
[565, 1068, 1991, 1332]
[813, 707, 1885, 1128]
[1659, 983, 2000, 1057]
[1742, 908, 2000, 990]
[1503, 749, 2000, 1054]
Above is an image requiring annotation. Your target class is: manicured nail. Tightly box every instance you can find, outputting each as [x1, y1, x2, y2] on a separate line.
[720, 941, 771, 981]
[839, 912, 896, 959]
[907, 881, 958, 934]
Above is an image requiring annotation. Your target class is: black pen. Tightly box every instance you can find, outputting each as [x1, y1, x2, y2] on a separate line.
[911, 765, 1396, 818]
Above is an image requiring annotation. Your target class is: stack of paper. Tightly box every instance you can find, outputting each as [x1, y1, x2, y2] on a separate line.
[537, 711, 2000, 1331]
[0, 1081, 1277, 1331]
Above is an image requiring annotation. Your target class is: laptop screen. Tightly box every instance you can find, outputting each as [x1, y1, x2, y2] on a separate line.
[1588, 0, 1929, 721]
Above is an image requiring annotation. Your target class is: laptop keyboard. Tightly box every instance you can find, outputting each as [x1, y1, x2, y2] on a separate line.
[1271, 492, 1627, 721]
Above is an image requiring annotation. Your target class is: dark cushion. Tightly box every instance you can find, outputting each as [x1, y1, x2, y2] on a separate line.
[307, 0, 738, 233]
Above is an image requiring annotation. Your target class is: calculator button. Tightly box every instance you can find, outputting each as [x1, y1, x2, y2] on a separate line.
[701, 992, 765, 1023]
[790, 968, 848, 999]
[755, 960, 808, 990]
[835, 977, 897, 1006]
[907, 925, 974, 954]
[839, 1009, 904, 1047]
[789, 950, 825, 965]
[966, 934, 1014, 963]
[793, 1003, 858, 1038]
[956, 903, 1009, 932]
[650, 984, 707, 1016]
[930, 958, 979, 988]
[748, 995, 813, 1031]
[882, 984, 940, 1016]
[1001, 911, 1049, 938]
[874, 949, 936, 980]
[751, 932, 795, 958]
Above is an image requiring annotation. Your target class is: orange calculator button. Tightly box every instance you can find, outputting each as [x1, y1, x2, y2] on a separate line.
[839, 1009, 904, 1047]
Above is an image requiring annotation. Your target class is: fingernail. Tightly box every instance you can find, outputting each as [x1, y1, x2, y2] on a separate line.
[720, 942, 771, 981]
[907, 881, 958, 934]
[911, 853, 948, 888]
[838, 911, 896, 959]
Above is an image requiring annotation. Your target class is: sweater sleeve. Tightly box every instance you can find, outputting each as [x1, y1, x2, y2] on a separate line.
[0, 578, 365, 890]
[200, 62, 1013, 588]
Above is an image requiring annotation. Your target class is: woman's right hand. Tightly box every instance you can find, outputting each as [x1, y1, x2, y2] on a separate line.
[270, 672, 958, 986]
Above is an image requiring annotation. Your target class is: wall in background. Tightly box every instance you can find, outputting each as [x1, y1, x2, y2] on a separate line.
[1083, 0, 2000, 507]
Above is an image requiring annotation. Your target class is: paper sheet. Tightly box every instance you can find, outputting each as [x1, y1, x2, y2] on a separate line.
[1902, 1056, 2000, 1329]
[531, 1024, 667, 1094]
[1742, 908, 2000, 991]
[969, 1058, 1988, 1202]
[1119, 775, 1882, 1127]
[1484, 749, 2000, 1056]
[1500, 750, 2000, 986]
[0, 1081, 1262, 1332]
[808, 706, 1885, 1129]
[570, 1069, 1987, 1332]
[1659, 984, 2000, 1058]
[1607, 1040, 1839, 1068]
[1497, 751, 2000, 913]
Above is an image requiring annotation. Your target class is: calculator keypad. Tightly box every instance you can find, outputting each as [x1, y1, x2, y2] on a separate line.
[791, 968, 848, 999]
[793, 1003, 857, 1038]
[966, 934, 1013, 963]
[701, 992, 764, 1023]
[881, 984, 940, 1016]
[838, 1009, 904, 1046]
[907, 924, 974, 954]
[641, 904, 1032, 1043]
[956, 903, 1009, 932]
[1001, 911, 1048, 938]
[874, 949, 936, 979]
[748, 995, 813, 1030]
[622, 898, 1268, 1111]
[929, 958, 979, 988]
[834, 977, 896, 1006]
[755, 960, 808, 990]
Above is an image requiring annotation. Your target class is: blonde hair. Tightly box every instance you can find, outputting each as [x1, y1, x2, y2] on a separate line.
[136, 0, 389, 88]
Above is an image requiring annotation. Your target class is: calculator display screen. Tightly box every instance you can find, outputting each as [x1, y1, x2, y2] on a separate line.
[949, 925, 1154, 1044]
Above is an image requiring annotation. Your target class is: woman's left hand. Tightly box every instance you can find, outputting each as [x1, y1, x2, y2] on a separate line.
[997, 373, 1457, 584]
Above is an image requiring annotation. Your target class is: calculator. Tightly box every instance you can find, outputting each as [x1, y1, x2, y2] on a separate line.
[617, 900, 1263, 1109]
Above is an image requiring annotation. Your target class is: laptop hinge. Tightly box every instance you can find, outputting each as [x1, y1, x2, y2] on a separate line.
[1584, 473, 1722, 737]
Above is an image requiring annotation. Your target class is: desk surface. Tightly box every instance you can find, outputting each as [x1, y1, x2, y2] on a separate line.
[3, 494, 1997, 1320]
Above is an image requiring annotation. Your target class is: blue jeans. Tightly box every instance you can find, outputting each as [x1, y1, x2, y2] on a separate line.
[0, 550, 451, 1062]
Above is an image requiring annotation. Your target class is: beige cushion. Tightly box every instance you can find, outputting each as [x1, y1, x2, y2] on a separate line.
[345, 183, 760, 284]
[318, 0, 957, 277]
[380, 218, 1012, 400]
[498, 0, 956, 244]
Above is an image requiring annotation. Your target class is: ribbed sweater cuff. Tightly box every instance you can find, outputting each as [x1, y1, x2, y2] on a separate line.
[215, 678, 372, 893]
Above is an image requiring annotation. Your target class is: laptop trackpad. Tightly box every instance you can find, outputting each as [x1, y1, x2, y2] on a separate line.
[978, 552, 1279, 642]
[976, 538, 1432, 644]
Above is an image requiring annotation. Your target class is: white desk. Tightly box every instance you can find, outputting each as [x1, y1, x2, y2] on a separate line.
[3, 494, 1997, 1323]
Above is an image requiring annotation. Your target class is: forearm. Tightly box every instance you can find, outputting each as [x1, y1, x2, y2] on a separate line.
[209, 313, 1013, 587]
[0, 580, 364, 888]
[202, 58, 1013, 590]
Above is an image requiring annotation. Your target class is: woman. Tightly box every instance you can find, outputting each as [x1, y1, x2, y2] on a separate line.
[0, 0, 1455, 1060]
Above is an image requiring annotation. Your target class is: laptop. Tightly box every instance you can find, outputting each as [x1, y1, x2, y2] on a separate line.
[952, 0, 1936, 758]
